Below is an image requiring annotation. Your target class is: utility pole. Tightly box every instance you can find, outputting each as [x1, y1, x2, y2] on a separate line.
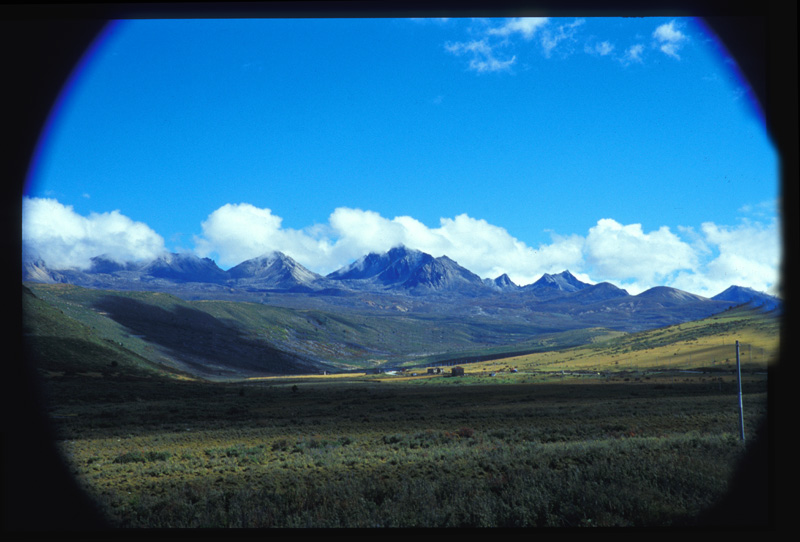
[736, 340, 745, 442]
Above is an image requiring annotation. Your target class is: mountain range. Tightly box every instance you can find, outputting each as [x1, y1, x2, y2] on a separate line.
[25, 246, 571, 296]
[22, 245, 781, 333]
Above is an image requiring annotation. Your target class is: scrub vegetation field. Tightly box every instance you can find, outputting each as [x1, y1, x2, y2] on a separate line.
[23, 289, 777, 528]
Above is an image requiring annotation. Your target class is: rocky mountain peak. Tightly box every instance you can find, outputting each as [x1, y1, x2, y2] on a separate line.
[491, 273, 519, 290]
[227, 251, 322, 289]
[141, 252, 228, 283]
[528, 270, 588, 293]
[712, 285, 782, 312]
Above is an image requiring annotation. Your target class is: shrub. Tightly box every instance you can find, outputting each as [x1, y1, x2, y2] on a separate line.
[113, 451, 146, 464]
[383, 434, 403, 445]
[113, 450, 170, 464]
[457, 427, 475, 438]
[145, 451, 171, 462]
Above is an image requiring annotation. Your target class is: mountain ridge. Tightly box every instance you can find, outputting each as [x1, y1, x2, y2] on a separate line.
[227, 252, 326, 292]
[712, 285, 782, 312]
[525, 270, 589, 293]
[22, 247, 778, 321]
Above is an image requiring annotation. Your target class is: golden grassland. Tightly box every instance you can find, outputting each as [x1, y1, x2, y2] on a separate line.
[471, 309, 777, 375]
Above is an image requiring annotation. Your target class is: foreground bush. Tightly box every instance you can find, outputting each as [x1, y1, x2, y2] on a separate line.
[83, 432, 744, 528]
[50, 376, 767, 528]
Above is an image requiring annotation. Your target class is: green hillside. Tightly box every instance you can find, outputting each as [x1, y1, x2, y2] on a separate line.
[23, 284, 320, 379]
[23, 283, 633, 378]
[22, 285, 180, 380]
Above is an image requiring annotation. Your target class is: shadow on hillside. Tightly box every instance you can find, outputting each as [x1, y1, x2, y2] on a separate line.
[92, 295, 309, 377]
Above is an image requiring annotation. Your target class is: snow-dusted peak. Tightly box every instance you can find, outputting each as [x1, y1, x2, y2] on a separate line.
[528, 270, 588, 293]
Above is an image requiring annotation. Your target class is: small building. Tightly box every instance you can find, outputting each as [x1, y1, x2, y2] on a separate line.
[451, 366, 465, 376]
[427, 367, 442, 374]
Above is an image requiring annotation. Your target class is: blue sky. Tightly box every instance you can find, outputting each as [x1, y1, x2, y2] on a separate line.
[22, 16, 780, 296]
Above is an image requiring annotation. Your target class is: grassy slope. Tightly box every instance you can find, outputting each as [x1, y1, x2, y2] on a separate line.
[23, 283, 629, 376]
[22, 285, 181, 379]
[466, 305, 779, 377]
[24, 284, 329, 378]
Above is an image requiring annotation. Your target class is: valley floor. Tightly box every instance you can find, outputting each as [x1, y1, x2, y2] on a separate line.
[39, 371, 770, 528]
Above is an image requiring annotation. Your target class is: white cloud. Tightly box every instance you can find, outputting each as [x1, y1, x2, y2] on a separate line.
[622, 43, 644, 64]
[580, 215, 780, 297]
[738, 198, 779, 220]
[445, 18, 694, 72]
[426, 214, 560, 283]
[694, 218, 781, 296]
[539, 18, 585, 58]
[596, 41, 614, 56]
[487, 17, 549, 40]
[448, 17, 620, 73]
[658, 43, 681, 59]
[585, 40, 614, 56]
[444, 39, 516, 73]
[445, 17, 586, 72]
[583, 218, 698, 292]
[193, 202, 333, 270]
[653, 20, 686, 43]
[327, 207, 407, 260]
[22, 197, 166, 270]
[653, 20, 687, 59]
